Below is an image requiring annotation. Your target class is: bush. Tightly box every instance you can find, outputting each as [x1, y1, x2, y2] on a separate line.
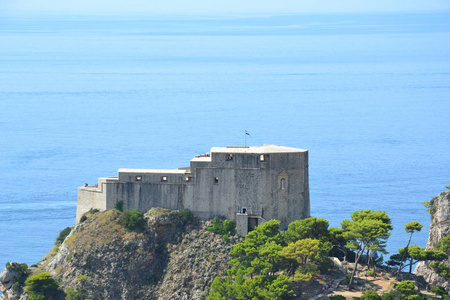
[207, 217, 235, 241]
[119, 209, 145, 231]
[361, 290, 382, 300]
[24, 272, 60, 300]
[55, 227, 72, 245]
[329, 295, 346, 300]
[431, 286, 448, 297]
[114, 201, 124, 212]
[178, 209, 193, 223]
[65, 287, 86, 300]
[79, 208, 100, 223]
[5, 262, 30, 292]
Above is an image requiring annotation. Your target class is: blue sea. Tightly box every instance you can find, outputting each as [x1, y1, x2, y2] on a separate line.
[0, 11, 449, 270]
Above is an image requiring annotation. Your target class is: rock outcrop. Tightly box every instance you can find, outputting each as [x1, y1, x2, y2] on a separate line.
[0, 263, 27, 300]
[415, 191, 450, 291]
[1, 208, 236, 300]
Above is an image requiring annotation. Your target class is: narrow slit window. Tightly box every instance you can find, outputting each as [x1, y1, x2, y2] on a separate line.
[135, 175, 142, 181]
[186, 176, 193, 182]
[226, 154, 233, 161]
[280, 178, 286, 189]
[161, 176, 168, 182]
[214, 177, 219, 184]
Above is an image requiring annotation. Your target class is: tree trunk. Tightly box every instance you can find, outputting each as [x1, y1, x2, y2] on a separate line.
[348, 245, 365, 290]
[398, 232, 413, 273]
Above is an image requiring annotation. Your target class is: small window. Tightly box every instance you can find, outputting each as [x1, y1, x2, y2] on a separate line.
[280, 178, 286, 189]
[186, 176, 193, 182]
[226, 154, 233, 161]
[214, 177, 219, 184]
[135, 175, 142, 181]
[260, 154, 267, 162]
[161, 176, 168, 182]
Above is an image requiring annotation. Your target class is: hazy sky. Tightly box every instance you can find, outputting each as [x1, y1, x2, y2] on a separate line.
[2, 0, 450, 14]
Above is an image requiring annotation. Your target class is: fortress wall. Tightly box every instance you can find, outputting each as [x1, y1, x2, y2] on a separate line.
[76, 178, 110, 222]
[75, 145, 310, 230]
[105, 181, 184, 213]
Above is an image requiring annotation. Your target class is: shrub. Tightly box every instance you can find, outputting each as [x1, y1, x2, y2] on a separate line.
[114, 201, 124, 212]
[344, 275, 351, 284]
[119, 209, 145, 231]
[178, 209, 193, 222]
[24, 272, 60, 300]
[430, 262, 450, 278]
[329, 295, 346, 300]
[55, 227, 72, 245]
[65, 287, 86, 300]
[79, 208, 100, 223]
[361, 290, 382, 300]
[207, 217, 235, 241]
[7, 263, 30, 292]
[431, 286, 448, 297]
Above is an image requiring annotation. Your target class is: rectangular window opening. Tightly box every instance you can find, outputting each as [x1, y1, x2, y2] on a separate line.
[161, 176, 168, 182]
[260, 154, 267, 162]
[186, 176, 193, 182]
[135, 176, 142, 181]
[226, 154, 233, 161]
[214, 177, 219, 184]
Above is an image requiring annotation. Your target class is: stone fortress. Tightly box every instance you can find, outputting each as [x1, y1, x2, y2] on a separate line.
[77, 144, 310, 236]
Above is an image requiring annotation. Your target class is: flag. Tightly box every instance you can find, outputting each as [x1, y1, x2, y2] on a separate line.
[245, 130, 250, 136]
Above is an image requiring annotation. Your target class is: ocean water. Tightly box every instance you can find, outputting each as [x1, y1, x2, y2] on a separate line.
[0, 12, 449, 270]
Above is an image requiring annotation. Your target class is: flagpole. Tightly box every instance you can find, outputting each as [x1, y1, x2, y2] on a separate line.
[245, 132, 247, 147]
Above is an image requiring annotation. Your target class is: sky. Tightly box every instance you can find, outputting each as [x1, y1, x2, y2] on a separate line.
[2, 0, 450, 14]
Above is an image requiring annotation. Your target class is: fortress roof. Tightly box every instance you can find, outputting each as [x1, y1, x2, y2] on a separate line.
[118, 169, 186, 174]
[210, 144, 307, 154]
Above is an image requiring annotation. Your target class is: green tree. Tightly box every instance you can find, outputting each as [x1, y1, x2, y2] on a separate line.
[250, 241, 283, 275]
[430, 286, 449, 298]
[229, 220, 283, 276]
[55, 227, 72, 245]
[279, 238, 321, 294]
[436, 235, 450, 253]
[388, 245, 447, 275]
[329, 295, 346, 300]
[280, 238, 320, 265]
[361, 290, 382, 300]
[283, 217, 332, 270]
[395, 280, 419, 300]
[341, 210, 393, 289]
[24, 272, 60, 300]
[429, 262, 450, 278]
[398, 222, 423, 273]
[329, 227, 349, 261]
[208, 273, 293, 300]
[284, 217, 330, 244]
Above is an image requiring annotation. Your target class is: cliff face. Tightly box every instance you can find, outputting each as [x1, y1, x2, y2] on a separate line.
[1, 208, 236, 300]
[415, 191, 450, 290]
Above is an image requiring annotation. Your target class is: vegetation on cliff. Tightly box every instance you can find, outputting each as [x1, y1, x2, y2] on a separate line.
[2, 187, 450, 300]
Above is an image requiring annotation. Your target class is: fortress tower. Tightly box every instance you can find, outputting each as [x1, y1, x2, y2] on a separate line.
[77, 144, 309, 235]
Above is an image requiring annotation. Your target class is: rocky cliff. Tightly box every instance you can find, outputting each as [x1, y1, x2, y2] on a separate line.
[415, 191, 450, 290]
[0, 208, 236, 300]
